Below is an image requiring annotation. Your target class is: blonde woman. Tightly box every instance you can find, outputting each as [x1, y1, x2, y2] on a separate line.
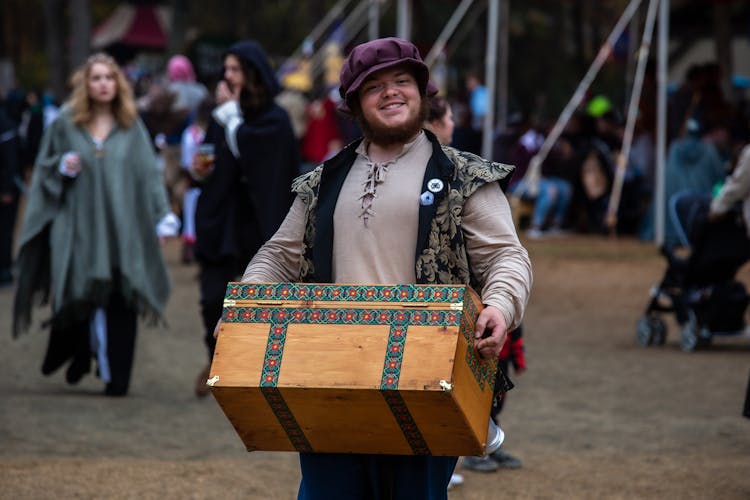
[13, 53, 178, 396]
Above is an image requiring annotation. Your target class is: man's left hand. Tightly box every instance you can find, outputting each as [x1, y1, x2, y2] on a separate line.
[474, 305, 508, 360]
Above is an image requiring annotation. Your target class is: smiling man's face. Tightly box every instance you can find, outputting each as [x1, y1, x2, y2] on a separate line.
[356, 65, 425, 146]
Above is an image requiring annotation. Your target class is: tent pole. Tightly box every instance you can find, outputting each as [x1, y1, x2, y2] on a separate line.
[497, 0, 510, 132]
[397, 0, 412, 40]
[424, 0, 476, 68]
[655, 0, 669, 246]
[306, 0, 376, 84]
[287, 0, 353, 63]
[605, 0, 659, 234]
[482, 0, 499, 160]
[521, 0, 642, 196]
[368, 0, 381, 40]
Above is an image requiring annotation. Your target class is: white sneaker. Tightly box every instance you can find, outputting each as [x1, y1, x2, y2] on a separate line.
[448, 473, 464, 490]
[525, 228, 546, 239]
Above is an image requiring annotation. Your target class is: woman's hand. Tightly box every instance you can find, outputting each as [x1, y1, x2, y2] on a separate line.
[60, 152, 82, 177]
[215, 80, 238, 105]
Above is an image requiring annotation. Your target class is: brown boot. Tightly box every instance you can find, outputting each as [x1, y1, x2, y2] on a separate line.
[181, 241, 195, 264]
[194, 364, 211, 398]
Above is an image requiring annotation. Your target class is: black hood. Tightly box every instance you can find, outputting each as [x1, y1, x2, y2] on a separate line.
[224, 40, 281, 98]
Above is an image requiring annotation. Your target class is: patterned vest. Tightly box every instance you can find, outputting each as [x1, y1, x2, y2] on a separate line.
[291, 131, 515, 288]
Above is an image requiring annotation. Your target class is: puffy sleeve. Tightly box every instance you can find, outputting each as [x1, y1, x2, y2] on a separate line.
[241, 196, 306, 283]
[461, 182, 533, 330]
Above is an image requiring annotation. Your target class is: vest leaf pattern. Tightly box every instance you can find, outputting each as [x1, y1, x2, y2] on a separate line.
[291, 167, 322, 281]
[292, 145, 513, 287]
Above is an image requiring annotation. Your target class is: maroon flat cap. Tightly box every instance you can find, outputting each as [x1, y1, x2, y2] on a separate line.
[338, 37, 438, 113]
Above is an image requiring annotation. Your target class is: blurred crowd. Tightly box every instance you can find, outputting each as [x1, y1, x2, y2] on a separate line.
[2, 54, 750, 286]
[0, 55, 747, 263]
[459, 61, 750, 242]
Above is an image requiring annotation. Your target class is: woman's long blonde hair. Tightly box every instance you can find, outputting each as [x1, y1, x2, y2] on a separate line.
[67, 52, 138, 128]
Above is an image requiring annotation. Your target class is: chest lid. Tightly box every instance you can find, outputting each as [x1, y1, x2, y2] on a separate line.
[223, 282, 478, 311]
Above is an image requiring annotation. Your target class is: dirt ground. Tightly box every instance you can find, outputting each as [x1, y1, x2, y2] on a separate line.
[1, 235, 749, 499]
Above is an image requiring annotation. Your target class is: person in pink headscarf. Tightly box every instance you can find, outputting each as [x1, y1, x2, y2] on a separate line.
[158, 55, 209, 254]
[167, 55, 208, 116]
[168, 54, 195, 80]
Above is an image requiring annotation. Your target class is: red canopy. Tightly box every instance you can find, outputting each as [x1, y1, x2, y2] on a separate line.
[92, 4, 170, 50]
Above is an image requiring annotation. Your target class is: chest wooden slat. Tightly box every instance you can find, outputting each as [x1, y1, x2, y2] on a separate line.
[209, 282, 498, 456]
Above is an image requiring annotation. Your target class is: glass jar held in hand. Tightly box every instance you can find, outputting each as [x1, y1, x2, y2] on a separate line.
[190, 143, 215, 181]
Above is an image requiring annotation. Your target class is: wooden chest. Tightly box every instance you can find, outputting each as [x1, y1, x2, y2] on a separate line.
[208, 282, 498, 456]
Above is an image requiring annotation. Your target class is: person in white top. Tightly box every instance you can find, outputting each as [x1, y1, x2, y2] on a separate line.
[709, 143, 750, 234]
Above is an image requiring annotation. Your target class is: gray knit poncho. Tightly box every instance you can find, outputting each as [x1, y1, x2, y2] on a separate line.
[13, 109, 171, 336]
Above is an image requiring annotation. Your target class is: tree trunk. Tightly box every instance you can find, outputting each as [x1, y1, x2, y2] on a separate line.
[713, 2, 733, 98]
[574, 0, 592, 75]
[43, 0, 66, 101]
[68, 0, 91, 72]
[168, 0, 188, 57]
[234, 0, 252, 40]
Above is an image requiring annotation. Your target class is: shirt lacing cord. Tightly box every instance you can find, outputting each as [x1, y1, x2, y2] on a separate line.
[358, 160, 393, 227]
[355, 132, 425, 227]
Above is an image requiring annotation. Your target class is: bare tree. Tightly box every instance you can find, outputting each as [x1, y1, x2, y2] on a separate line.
[713, 2, 733, 98]
[43, 0, 66, 100]
[68, 0, 92, 71]
[168, 0, 188, 57]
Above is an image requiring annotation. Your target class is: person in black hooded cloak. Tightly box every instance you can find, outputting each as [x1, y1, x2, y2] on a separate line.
[191, 40, 299, 395]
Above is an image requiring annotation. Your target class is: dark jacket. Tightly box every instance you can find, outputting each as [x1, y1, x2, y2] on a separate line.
[195, 41, 299, 264]
[0, 105, 21, 196]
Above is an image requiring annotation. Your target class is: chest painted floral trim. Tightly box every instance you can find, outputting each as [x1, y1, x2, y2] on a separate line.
[225, 282, 467, 302]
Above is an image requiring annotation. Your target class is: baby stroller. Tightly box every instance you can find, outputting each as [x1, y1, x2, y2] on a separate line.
[637, 192, 750, 351]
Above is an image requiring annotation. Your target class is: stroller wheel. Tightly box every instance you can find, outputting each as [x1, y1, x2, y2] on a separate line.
[637, 315, 666, 346]
[652, 320, 667, 346]
[697, 326, 713, 348]
[680, 311, 700, 352]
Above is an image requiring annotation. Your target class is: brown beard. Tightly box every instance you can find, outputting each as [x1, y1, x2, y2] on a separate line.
[354, 98, 429, 147]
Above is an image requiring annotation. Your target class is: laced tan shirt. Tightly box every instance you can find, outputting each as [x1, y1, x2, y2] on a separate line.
[243, 131, 532, 328]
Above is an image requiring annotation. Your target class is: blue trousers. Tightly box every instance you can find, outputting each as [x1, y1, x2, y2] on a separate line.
[510, 176, 573, 229]
[297, 453, 458, 500]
